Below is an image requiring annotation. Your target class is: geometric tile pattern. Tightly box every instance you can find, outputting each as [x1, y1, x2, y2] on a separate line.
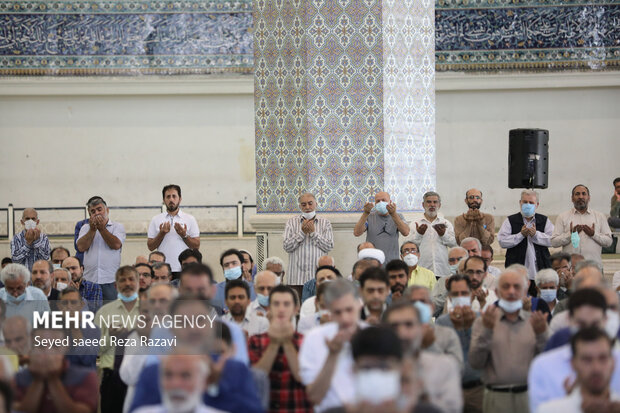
[255, 0, 390, 212]
[382, 0, 435, 210]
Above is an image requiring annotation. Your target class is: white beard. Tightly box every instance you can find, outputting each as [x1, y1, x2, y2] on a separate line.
[161, 388, 202, 413]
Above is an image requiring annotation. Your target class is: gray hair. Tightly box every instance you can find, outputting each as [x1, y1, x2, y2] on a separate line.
[263, 256, 285, 271]
[460, 237, 482, 251]
[575, 260, 603, 275]
[534, 268, 559, 287]
[498, 268, 528, 289]
[324, 279, 359, 307]
[147, 283, 179, 300]
[298, 193, 316, 202]
[448, 246, 467, 256]
[52, 267, 71, 279]
[423, 191, 441, 203]
[404, 285, 431, 302]
[520, 189, 539, 203]
[152, 262, 172, 274]
[86, 196, 106, 209]
[0, 263, 30, 284]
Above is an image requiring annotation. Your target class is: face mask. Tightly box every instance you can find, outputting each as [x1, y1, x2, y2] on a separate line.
[605, 310, 620, 340]
[521, 203, 536, 218]
[52, 263, 61, 270]
[355, 369, 401, 405]
[257, 294, 269, 307]
[449, 264, 459, 275]
[375, 201, 388, 215]
[301, 211, 316, 220]
[451, 296, 471, 308]
[56, 282, 68, 291]
[571, 231, 580, 249]
[7, 292, 26, 303]
[318, 309, 330, 318]
[24, 219, 36, 230]
[224, 266, 242, 281]
[118, 291, 138, 302]
[404, 254, 418, 267]
[413, 301, 431, 324]
[498, 299, 523, 313]
[539, 289, 557, 303]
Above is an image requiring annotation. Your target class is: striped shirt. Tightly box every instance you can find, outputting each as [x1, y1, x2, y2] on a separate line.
[10, 230, 50, 271]
[283, 215, 334, 285]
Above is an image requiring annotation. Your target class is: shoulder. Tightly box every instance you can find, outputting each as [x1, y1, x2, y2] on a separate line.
[435, 314, 453, 327]
[303, 322, 338, 343]
[133, 405, 165, 413]
[537, 395, 576, 413]
[26, 286, 47, 300]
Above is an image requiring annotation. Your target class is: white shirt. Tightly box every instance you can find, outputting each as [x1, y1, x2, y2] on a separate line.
[245, 299, 268, 318]
[0, 286, 50, 320]
[529, 344, 620, 413]
[488, 266, 502, 278]
[297, 313, 322, 335]
[148, 210, 200, 272]
[549, 311, 570, 334]
[133, 404, 227, 413]
[498, 214, 553, 280]
[551, 208, 613, 265]
[300, 296, 317, 318]
[299, 322, 367, 412]
[537, 387, 620, 413]
[79, 219, 126, 284]
[409, 215, 457, 277]
[419, 351, 463, 413]
[119, 330, 149, 413]
[222, 312, 269, 337]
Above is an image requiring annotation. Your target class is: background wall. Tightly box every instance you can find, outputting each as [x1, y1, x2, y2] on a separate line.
[1, 73, 618, 219]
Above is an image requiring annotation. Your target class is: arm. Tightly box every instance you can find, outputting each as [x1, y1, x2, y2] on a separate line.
[531, 219, 553, 247]
[353, 212, 369, 237]
[440, 221, 457, 247]
[282, 340, 302, 382]
[146, 232, 166, 251]
[182, 236, 200, 249]
[283, 219, 306, 253]
[76, 225, 96, 253]
[309, 221, 334, 252]
[592, 214, 613, 247]
[32, 234, 51, 261]
[98, 225, 122, 250]
[10, 233, 31, 263]
[392, 213, 410, 236]
[47, 375, 93, 413]
[305, 351, 339, 405]
[181, 217, 201, 249]
[13, 379, 45, 413]
[497, 219, 524, 249]
[550, 214, 571, 247]
[251, 340, 280, 374]
[467, 319, 492, 370]
[477, 214, 495, 246]
[454, 216, 469, 245]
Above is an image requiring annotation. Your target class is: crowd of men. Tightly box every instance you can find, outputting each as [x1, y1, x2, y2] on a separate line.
[0, 178, 618, 413]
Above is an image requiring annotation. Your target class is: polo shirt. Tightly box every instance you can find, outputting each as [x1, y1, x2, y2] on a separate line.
[147, 210, 200, 272]
[78, 219, 126, 284]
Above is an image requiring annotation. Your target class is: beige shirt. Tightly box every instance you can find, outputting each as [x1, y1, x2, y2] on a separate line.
[550, 208, 613, 264]
[454, 212, 495, 247]
[469, 309, 548, 386]
[94, 299, 140, 370]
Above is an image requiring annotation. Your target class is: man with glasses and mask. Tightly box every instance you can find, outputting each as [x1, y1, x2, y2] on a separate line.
[458, 256, 497, 313]
[454, 189, 495, 247]
[77, 196, 126, 301]
[401, 241, 436, 290]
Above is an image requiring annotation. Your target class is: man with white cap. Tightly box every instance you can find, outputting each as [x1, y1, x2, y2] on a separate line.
[357, 247, 385, 265]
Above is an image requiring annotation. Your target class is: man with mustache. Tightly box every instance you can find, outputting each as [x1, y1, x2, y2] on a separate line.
[551, 184, 613, 266]
[386, 259, 410, 301]
[31, 259, 59, 300]
[454, 188, 495, 247]
[77, 196, 126, 301]
[148, 184, 200, 275]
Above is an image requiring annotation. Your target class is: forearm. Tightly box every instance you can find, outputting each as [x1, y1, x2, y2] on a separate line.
[76, 230, 96, 252]
[183, 236, 200, 249]
[99, 227, 122, 250]
[14, 379, 45, 413]
[147, 232, 165, 251]
[476, 221, 494, 245]
[253, 342, 280, 374]
[310, 230, 334, 252]
[11, 241, 31, 261]
[33, 236, 51, 259]
[283, 225, 305, 252]
[282, 341, 302, 382]
[353, 213, 369, 237]
[498, 232, 524, 248]
[306, 352, 339, 405]
[392, 214, 410, 236]
[48, 376, 92, 413]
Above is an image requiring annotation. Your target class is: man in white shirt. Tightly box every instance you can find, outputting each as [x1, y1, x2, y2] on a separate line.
[537, 327, 620, 413]
[224, 279, 268, 337]
[147, 185, 200, 274]
[299, 279, 365, 412]
[498, 190, 554, 291]
[551, 185, 613, 265]
[0, 263, 50, 321]
[77, 196, 126, 301]
[409, 191, 457, 277]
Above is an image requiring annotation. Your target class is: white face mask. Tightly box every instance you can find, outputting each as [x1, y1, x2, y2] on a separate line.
[404, 254, 418, 267]
[498, 299, 523, 313]
[24, 219, 36, 230]
[355, 369, 401, 404]
[301, 211, 316, 220]
[451, 296, 471, 308]
[56, 282, 68, 291]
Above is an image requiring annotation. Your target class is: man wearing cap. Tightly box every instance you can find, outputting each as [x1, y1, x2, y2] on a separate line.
[354, 191, 409, 263]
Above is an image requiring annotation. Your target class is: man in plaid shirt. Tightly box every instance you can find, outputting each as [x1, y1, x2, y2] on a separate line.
[248, 284, 311, 412]
[62, 256, 103, 312]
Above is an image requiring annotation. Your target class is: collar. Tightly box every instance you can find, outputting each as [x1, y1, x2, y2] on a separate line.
[166, 210, 184, 219]
[363, 304, 386, 318]
[421, 215, 443, 224]
[572, 207, 592, 215]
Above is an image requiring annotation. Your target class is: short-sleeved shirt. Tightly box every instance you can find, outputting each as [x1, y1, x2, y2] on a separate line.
[147, 210, 200, 272]
[78, 220, 126, 285]
[365, 211, 407, 263]
[14, 361, 99, 413]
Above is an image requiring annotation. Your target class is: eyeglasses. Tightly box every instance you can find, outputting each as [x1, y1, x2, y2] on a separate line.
[402, 248, 418, 255]
[467, 196, 481, 200]
[60, 300, 80, 306]
[465, 269, 485, 276]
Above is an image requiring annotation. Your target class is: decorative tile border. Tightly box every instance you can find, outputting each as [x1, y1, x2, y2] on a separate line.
[0, 1, 252, 14]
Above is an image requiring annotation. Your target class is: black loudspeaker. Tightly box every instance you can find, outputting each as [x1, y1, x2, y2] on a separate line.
[508, 128, 549, 189]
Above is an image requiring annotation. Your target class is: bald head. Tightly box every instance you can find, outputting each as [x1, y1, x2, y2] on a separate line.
[318, 256, 335, 267]
[135, 256, 148, 265]
[254, 271, 278, 299]
[375, 192, 390, 203]
[3, 316, 30, 355]
[357, 242, 375, 253]
[20, 208, 39, 226]
[574, 264, 604, 290]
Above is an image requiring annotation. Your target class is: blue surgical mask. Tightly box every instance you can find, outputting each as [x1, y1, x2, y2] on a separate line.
[224, 266, 242, 281]
[375, 201, 388, 215]
[118, 291, 138, 302]
[413, 301, 432, 324]
[539, 289, 557, 303]
[571, 231, 580, 249]
[451, 296, 471, 308]
[521, 203, 536, 218]
[449, 264, 459, 275]
[7, 292, 26, 303]
[498, 299, 522, 313]
[257, 294, 269, 307]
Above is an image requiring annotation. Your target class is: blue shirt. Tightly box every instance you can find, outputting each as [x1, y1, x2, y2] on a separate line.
[10, 230, 50, 271]
[214, 279, 256, 311]
[74, 219, 89, 265]
[302, 279, 316, 303]
[129, 358, 263, 413]
[544, 326, 620, 352]
[79, 279, 103, 313]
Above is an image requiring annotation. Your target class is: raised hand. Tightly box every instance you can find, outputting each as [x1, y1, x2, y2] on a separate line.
[530, 310, 548, 335]
[386, 201, 396, 216]
[472, 288, 488, 308]
[416, 222, 428, 235]
[520, 225, 530, 237]
[174, 222, 187, 238]
[363, 202, 374, 214]
[433, 223, 446, 236]
[24, 229, 36, 244]
[159, 221, 171, 234]
[482, 305, 499, 330]
[582, 223, 595, 237]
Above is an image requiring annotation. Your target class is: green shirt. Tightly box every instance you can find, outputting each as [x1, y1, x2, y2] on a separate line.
[94, 299, 140, 369]
[407, 266, 437, 290]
